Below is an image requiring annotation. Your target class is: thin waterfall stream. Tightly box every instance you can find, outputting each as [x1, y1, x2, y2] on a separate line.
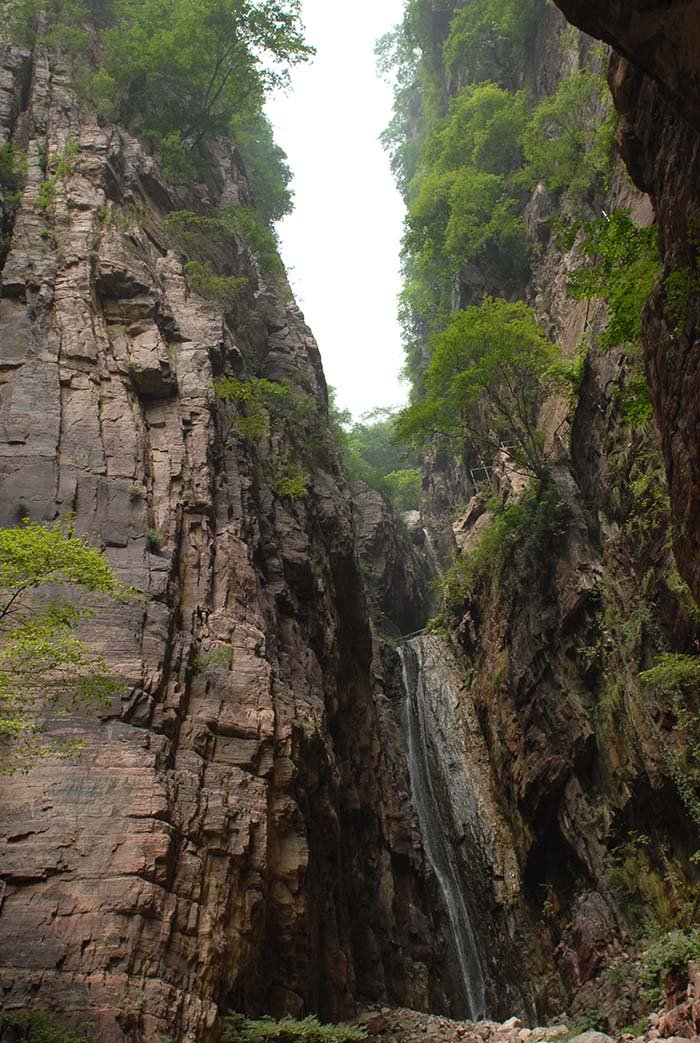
[399, 636, 486, 1021]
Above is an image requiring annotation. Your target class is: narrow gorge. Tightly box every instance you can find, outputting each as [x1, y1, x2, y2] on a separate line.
[0, 2, 698, 1043]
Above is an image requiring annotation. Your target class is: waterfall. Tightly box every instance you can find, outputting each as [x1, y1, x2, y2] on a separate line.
[398, 636, 486, 1021]
[422, 526, 443, 578]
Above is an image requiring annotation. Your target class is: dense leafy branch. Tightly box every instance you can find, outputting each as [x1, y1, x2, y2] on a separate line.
[0, 521, 128, 771]
[396, 297, 578, 478]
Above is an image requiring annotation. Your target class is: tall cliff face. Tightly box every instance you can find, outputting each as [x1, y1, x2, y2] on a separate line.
[384, 0, 700, 1025]
[550, 0, 700, 604]
[0, 39, 446, 1040]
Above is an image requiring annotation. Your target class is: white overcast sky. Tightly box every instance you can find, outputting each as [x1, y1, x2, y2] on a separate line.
[266, 0, 408, 420]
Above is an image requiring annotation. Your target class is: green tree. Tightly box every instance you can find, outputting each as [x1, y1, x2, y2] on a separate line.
[0, 520, 126, 772]
[102, 0, 312, 149]
[397, 297, 576, 476]
[443, 0, 546, 89]
[566, 209, 660, 349]
[342, 409, 422, 511]
[519, 67, 615, 198]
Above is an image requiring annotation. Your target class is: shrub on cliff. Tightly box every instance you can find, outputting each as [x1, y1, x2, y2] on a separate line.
[99, 0, 311, 193]
[0, 519, 128, 772]
[442, 0, 546, 89]
[441, 481, 571, 605]
[396, 296, 577, 478]
[0, 1009, 88, 1043]
[565, 209, 660, 350]
[519, 67, 616, 199]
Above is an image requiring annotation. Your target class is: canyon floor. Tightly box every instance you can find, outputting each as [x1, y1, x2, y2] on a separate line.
[359, 995, 700, 1043]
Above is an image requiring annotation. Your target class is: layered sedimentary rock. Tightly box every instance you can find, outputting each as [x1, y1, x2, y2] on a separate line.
[0, 41, 444, 1041]
[551, 0, 700, 601]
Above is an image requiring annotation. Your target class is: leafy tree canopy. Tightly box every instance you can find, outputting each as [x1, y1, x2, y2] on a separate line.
[397, 297, 577, 477]
[102, 0, 312, 143]
[443, 0, 545, 88]
[519, 67, 615, 198]
[565, 209, 660, 349]
[0, 520, 128, 772]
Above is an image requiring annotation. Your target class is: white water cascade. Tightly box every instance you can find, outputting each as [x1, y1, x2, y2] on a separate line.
[398, 636, 487, 1021]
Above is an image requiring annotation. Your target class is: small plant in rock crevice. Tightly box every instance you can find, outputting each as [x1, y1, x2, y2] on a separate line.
[146, 527, 164, 551]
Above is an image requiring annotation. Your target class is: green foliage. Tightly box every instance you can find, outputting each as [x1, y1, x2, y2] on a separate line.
[400, 83, 530, 336]
[167, 205, 283, 282]
[222, 1013, 367, 1043]
[639, 653, 700, 694]
[640, 654, 700, 830]
[636, 928, 700, 1006]
[604, 833, 680, 929]
[442, 481, 571, 605]
[213, 375, 290, 441]
[234, 113, 294, 225]
[381, 4, 616, 398]
[0, 140, 27, 206]
[567, 210, 660, 350]
[0, 520, 126, 771]
[36, 178, 57, 212]
[99, 0, 311, 194]
[397, 297, 577, 476]
[442, 0, 546, 88]
[519, 68, 615, 198]
[3, 1, 307, 214]
[382, 468, 422, 511]
[271, 459, 309, 499]
[1, 1009, 89, 1043]
[666, 265, 700, 333]
[34, 140, 81, 214]
[194, 646, 235, 673]
[0, 0, 41, 46]
[146, 528, 163, 550]
[337, 407, 422, 512]
[184, 261, 248, 310]
[376, 0, 445, 194]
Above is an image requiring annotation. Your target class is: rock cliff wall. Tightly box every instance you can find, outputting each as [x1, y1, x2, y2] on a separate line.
[550, 0, 700, 602]
[387, 0, 700, 1025]
[0, 38, 446, 1041]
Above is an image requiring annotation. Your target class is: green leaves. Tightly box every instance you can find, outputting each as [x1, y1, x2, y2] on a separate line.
[519, 68, 615, 198]
[0, 520, 123, 607]
[339, 409, 421, 511]
[443, 0, 545, 87]
[102, 0, 312, 146]
[567, 209, 660, 350]
[398, 297, 575, 476]
[223, 1013, 367, 1043]
[0, 520, 128, 772]
[213, 374, 290, 441]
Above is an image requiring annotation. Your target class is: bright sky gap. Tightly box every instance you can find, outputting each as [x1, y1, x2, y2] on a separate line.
[266, 0, 408, 421]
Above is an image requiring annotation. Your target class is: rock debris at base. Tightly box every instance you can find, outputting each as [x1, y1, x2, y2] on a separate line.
[359, 1006, 700, 1043]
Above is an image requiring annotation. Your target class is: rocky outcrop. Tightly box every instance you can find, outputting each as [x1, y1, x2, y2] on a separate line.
[550, 0, 700, 601]
[353, 482, 434, 635]
[0, 42, 445, 1041]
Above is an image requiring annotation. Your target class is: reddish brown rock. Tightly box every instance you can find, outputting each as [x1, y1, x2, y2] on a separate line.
[0, 41, 442, 1043]
[552, 0, 700, 602]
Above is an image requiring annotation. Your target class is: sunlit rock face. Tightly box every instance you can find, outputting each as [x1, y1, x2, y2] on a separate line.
[552, 0, 700, 602]
[0, 41, 443, 1042]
